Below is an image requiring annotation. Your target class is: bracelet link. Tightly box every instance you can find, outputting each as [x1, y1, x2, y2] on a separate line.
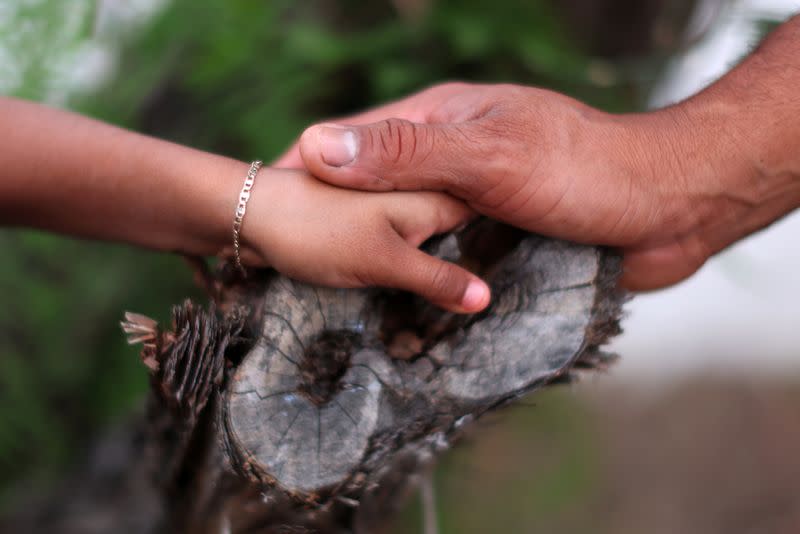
[232, 160, 262, 276]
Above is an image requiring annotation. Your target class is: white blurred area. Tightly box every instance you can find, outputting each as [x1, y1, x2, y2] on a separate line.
[607, 0, 800, 384]
[0, 0, 166, 104]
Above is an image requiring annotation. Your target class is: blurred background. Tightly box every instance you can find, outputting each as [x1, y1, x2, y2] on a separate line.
[2, 0, 800, 532]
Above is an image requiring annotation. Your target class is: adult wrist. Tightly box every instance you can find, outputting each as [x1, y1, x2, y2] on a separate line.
[698, 71, 800, 221]
[641, 87, 800, 257]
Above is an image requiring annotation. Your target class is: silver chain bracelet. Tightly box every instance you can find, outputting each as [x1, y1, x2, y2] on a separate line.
[232, 160, 262, 276]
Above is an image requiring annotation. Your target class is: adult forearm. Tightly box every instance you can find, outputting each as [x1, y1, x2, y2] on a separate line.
[0, 97, 245, 257]
[646, 14, 800, 260]
[711, 13, 800, 182]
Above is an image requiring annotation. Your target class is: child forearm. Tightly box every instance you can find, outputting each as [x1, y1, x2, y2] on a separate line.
[0, 96, 244, 257]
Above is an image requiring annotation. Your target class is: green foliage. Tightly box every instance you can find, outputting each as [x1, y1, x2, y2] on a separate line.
[0, 231, 199, 504]
[0, 0, 97, 100]
[82, 0, 631, 160]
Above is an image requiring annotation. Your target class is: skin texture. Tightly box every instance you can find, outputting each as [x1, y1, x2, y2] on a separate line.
[280, 15, 800, 291]
[0, 98, 489, 313]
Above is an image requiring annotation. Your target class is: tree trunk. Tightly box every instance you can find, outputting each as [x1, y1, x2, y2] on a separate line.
[4, 221, 624, 533]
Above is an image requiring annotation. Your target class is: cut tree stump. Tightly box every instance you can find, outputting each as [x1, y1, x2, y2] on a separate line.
[2, 221, 624, 534]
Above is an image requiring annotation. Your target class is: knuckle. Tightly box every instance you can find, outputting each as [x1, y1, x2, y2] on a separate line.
[372, 238, 406, 281]
[346, 266, 373, 288]
[444, 124, 513, 197]
[477, 109, 546, 173]
[427, 261, 456, 297]
[372, 118, 427, 168]
[680, 235, 712, 272]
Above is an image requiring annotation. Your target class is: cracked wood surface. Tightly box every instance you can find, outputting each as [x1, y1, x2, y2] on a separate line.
[220, 222, 624, 521]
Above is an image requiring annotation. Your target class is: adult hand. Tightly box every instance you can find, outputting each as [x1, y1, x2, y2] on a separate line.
[277, 78, 800, 291]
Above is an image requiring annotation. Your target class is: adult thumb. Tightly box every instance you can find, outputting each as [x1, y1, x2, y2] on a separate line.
[299, 118, 481, 194]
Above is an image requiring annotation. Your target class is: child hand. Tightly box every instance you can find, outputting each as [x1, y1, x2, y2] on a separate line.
[236, 169, 491, 313]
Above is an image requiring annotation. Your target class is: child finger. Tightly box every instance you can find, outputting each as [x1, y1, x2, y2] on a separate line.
[376, 243, 490, 313]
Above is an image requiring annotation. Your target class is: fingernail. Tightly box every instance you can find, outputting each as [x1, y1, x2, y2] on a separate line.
[317, 125, 357, 167]
[462, 279, 490, 311]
